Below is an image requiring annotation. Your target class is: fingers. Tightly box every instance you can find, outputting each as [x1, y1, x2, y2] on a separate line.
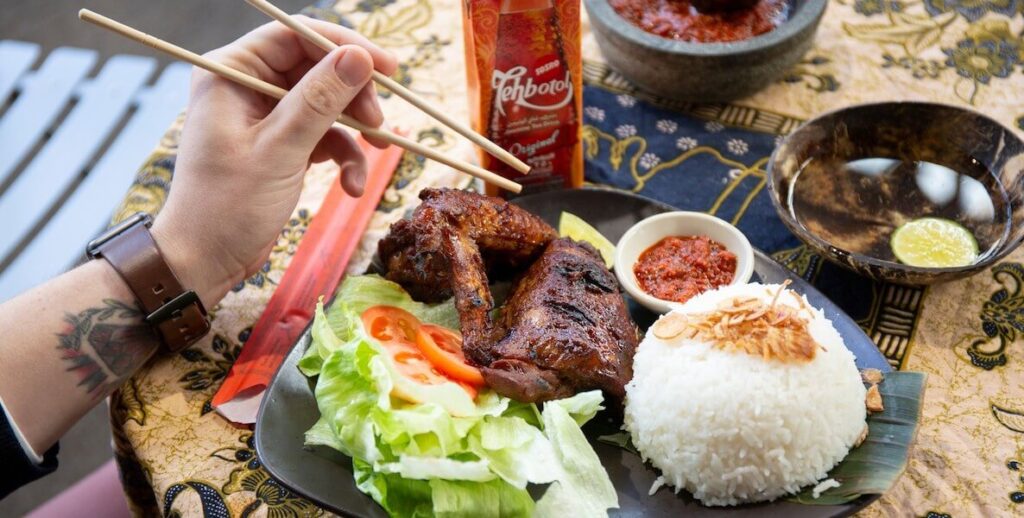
[281, 18, 397, 148]
[313, 127, 368, 197]
[345, 83, 384, 128]
[291, 17, 399, 76]
[203, 39, 289, 89]
[234, 16, 398, 79]
[360, 129, 392, 150]
[260, 45, 374, 153]
[287, 59, 390, 148]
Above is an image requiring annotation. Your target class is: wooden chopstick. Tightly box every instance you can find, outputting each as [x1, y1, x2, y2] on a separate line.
[78, 9, 522, 194]
[244, 0, 531, 176]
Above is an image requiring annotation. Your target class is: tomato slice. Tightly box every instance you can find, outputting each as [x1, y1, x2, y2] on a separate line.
[362, 305, 420, 345]
[360, 306, 476, 401]
[416, 324, 485, 386]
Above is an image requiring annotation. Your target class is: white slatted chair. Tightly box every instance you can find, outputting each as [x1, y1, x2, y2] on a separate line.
[0, 40, 190, 301]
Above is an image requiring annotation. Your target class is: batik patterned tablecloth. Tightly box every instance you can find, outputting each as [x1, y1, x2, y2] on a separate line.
[108, 0, 1024, 516]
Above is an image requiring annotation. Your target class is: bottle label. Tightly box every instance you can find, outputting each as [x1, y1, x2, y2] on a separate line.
[488, 5, 578, 183]
[492, 66, 574, 116]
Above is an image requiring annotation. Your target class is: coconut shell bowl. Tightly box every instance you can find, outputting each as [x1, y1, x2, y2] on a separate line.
[767, 102, 1024, 285]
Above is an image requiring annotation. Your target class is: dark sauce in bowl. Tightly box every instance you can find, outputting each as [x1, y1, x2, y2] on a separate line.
[609, 0, 790, 43]
[789, 157, 1010, 264]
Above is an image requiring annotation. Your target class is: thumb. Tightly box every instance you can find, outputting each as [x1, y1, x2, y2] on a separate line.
[262, 45, 374, 152]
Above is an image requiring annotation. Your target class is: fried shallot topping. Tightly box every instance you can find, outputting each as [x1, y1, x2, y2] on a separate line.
[865, 384, 884, 413]
[860, 368, 884, 385]
[651, 283, 821, 364]
[860, 368, 885, 413]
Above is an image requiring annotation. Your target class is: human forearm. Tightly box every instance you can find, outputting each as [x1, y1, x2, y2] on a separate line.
[0, 259, 160, 454]
[0, 15, 395, 461]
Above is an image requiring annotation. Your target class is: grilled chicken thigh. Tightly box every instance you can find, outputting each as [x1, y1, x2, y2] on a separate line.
[475, 238, 639, 402]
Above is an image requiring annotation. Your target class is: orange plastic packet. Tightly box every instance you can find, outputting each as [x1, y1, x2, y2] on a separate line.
[211, 136, 403, 424]
[462, 0, 584, 196]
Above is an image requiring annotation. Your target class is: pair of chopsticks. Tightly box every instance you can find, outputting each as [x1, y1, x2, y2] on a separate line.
[78, 4, 525, 194]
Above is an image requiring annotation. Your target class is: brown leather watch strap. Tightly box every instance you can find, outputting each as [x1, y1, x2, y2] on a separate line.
[89, 214, 210, 352]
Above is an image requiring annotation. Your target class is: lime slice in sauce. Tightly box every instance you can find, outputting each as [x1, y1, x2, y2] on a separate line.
[891, 217, 979, 268]
[559, 211, 615, 268]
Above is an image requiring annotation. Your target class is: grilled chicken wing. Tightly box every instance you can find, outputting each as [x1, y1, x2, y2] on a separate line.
[377, 189, 638, 403]
[377, 188, 556, 303]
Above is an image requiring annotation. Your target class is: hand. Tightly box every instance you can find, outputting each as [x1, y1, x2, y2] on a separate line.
[150, 17, 398, 306]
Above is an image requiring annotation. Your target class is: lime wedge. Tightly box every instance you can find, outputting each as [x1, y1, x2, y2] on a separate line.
[891, 217, 979, 268]
[559, 211, 615, 268]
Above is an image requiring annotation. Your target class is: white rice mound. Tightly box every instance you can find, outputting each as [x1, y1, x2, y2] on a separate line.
[624, 283, 867, 506]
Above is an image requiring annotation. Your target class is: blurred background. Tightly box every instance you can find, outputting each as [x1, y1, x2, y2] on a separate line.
[3, 0, 309, 67]
[0, 1, 306, 515]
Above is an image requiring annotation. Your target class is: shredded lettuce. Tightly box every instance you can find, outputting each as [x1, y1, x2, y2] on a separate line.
[535, 396, 619, 518]
[301, 275, 618, 517]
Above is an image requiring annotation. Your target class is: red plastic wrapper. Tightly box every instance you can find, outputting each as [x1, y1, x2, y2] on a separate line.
[211, 136, 403, 424]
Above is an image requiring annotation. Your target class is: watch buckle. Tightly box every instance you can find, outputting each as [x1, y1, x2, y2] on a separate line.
[145, 290, 207, 326]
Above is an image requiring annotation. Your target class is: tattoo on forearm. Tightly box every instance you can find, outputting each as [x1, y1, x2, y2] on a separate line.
[57, 299, 157, 397]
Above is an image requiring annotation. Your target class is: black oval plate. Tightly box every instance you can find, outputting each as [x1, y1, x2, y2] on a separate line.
[255, 188, 890, 518]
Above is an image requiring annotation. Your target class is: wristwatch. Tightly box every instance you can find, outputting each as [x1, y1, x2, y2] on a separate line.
[87, 212, 210, 352]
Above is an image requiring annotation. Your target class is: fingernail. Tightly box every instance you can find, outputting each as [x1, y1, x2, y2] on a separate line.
[335, 48, 373, 87]
[352, 165, 366, 197]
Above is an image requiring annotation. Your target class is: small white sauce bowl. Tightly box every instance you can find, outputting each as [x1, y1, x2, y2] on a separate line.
[614, 211, 755, 314]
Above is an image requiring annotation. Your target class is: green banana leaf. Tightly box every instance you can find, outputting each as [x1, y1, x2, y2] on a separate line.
[788, 371, 927, 505]
[596, 432, 638, 455]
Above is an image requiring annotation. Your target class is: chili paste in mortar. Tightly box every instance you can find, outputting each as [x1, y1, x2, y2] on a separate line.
[609, 0, 790, 43]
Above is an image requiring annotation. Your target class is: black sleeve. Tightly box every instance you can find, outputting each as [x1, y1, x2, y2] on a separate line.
[0, 403, 59, 500]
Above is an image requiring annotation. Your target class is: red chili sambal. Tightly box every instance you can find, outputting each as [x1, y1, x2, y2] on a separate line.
[609, 0, 790, 43]
[634, 235, 737, 303]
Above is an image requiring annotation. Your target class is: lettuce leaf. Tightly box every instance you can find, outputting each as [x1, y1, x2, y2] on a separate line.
[300, 274, 459, 374]
[326, 274, 460, 338]
[430, 479, 536, 518]
[298, 300, 347, 376]
[469, 416, 561, 489]
[302, 275, 618, 517]
[535, 394, 619, 517]
[312, 333, 388, 462]
[356, 460, 537, 518]
[355, 459, 434, 518]
[550, 390, 605, 426]
[378, 456, 497, 482]
[304, 417, 345, 452]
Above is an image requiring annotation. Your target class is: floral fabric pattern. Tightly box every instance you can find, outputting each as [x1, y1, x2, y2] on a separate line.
[580, 0, 1024, 136]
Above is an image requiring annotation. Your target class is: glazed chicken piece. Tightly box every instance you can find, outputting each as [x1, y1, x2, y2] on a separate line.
[377, 188, 556, 303]
[377, 189, 638, 403]
[474, 238, 639, 402]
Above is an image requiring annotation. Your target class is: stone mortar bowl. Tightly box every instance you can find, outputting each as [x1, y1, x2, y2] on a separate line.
[584, 0, 827, 102]
[767, 102, 1024, 285]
